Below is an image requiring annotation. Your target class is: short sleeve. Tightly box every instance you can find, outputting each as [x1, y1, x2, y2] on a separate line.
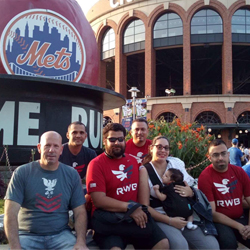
[5, 167, 25, 205]
[198, 171, 214, 202]
[86, 158, 106, 194]
[69, 171, 85, 210]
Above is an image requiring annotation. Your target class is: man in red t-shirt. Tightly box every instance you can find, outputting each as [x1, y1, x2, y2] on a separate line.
[125, 118, 152, 165]
[86, 123, 168, 250]
[199, 139, 250, 249]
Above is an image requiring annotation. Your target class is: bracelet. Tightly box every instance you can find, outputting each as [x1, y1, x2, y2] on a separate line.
[169, 217, 172, 226]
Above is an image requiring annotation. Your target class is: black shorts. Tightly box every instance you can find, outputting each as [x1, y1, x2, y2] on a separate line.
[92, 216, 167, 249]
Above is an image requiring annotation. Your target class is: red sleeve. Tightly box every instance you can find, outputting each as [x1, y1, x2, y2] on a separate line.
[86, 157, 106, 194]
[198, 169, 215, 202]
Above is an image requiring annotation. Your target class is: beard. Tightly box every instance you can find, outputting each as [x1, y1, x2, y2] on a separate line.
[106, 145, 125, 158]
[214, 161, 228, 172]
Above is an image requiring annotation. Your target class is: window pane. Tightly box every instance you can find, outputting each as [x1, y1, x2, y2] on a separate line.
[124, 35, 134, 44]
[135, 33, 145, 42]
[232, 24, 245, 33]
[154, 29, 167, 38]
[169, 19, 182, 28]
[207, 25, 222, 33]
[110, 41, 115, 49]
[158, 14, 167, 21]
[191, 16, 206, 25]
[246, 25, 250, 33]
[135, 25, 145, 34]
[191, 25, 207, 34]
[194, 10, 206, 17]
[234, 9, 246, 16]
[207, 16, 222, 25]
[168, 27, 183, 36]
[207, 9, 217, 16]
[168, 13, 179, 20]
[125, 27, 134, 36]
[154, 20, 168, 30]
[103, 43, 109, 52]
[135, 20, 143, 26]
[232, 15, 245, 25]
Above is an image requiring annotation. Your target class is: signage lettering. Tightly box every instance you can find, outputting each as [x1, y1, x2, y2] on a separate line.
[110, 0, 140, 8]
[0, 101, 102, 149]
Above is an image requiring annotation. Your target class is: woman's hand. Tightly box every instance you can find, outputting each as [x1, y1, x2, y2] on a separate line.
[170, 217, 187, 229]
[174, 181, 193, 197]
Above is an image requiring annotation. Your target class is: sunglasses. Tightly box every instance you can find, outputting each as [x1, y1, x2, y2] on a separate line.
[107, 137, 125, 143]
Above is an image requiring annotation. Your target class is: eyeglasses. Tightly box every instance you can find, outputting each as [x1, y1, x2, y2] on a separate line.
[210, 151, 228, 159]
[107, 137, 125, 143]
[153, 145, 170, 151]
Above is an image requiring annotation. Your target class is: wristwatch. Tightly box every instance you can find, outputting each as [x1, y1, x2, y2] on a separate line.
[127, 202, 136, 211]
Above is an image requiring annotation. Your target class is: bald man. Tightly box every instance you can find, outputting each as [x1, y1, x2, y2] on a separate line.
[4, 131, 88, 250]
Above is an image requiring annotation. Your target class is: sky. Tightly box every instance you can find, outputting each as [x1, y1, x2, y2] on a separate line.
[76, 0, 99, 14]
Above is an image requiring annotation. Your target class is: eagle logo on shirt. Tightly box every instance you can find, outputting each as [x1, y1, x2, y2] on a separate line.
[42, 178, 57, 198]
[129, 152, 143, 163]
[112, 164, 133, 181]
[213, 179, 238, 194]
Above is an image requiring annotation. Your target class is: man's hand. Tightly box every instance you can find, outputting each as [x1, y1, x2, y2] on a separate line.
[174, 181, 193, 197]
[72, 242, 89, 250]
[130, 206, 148, 228]
[239, 225, 250, 240]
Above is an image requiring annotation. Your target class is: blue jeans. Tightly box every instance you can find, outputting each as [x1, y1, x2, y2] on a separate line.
[19, 229, 76, 250]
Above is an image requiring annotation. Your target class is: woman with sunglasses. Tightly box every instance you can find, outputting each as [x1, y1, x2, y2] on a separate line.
[138, 135, 219, 250]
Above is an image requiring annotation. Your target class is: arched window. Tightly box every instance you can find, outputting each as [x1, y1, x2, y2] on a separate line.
[102, 28, 115, 60]
[232, 9, 250, 34]
[156, 112, 177, 123]
[237, 111, 250, 123]
[232, 9, 250, 43]
[153, 12, 183, 47]
[124, 20, 145, 53]
[195, 111, 221, 124]
[191, 9, 223, 43]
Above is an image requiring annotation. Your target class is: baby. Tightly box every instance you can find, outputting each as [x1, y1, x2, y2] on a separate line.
[153, 168, 197, 230]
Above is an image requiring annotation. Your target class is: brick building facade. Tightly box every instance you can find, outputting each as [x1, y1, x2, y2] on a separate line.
[86, 0, 250, 147]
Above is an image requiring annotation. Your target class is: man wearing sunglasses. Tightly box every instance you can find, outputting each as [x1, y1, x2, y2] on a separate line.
[125, 118, 152, 165]
[199, 139, 250, 250]
[86, 123, 169, 250]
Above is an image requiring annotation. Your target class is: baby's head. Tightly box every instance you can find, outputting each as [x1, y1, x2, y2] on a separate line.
[162, 169, 184, 184]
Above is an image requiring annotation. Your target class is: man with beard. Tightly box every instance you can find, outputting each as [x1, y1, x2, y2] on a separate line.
[86, 123, 169, 250]
[4, 131, 87, 250]
[125, 118, 152, 165]
[59, 121, 97, 180]
[199, 139, 250, 250]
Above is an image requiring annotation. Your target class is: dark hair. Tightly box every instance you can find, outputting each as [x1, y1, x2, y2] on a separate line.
[142, 135, 170, 165]
[168, 169, 183, 182]
[131, 118, 148, 128]
[208, 139, 227, 153]
[103, 123, 126, 138]
[68, 121, 86, 131]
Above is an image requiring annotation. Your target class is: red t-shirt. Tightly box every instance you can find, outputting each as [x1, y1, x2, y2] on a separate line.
[198, 164, 250, 219]
[86, 153, 139, 213]
[125, 139, 152, 165]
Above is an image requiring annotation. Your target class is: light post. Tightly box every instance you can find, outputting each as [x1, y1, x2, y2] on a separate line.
[128, 87, 140, 120]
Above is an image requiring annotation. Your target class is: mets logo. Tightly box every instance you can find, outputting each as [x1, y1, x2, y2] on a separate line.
[0, 9, 86, 82]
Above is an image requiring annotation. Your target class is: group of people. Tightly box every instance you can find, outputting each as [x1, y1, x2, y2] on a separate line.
[4, 118, 250, 250]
